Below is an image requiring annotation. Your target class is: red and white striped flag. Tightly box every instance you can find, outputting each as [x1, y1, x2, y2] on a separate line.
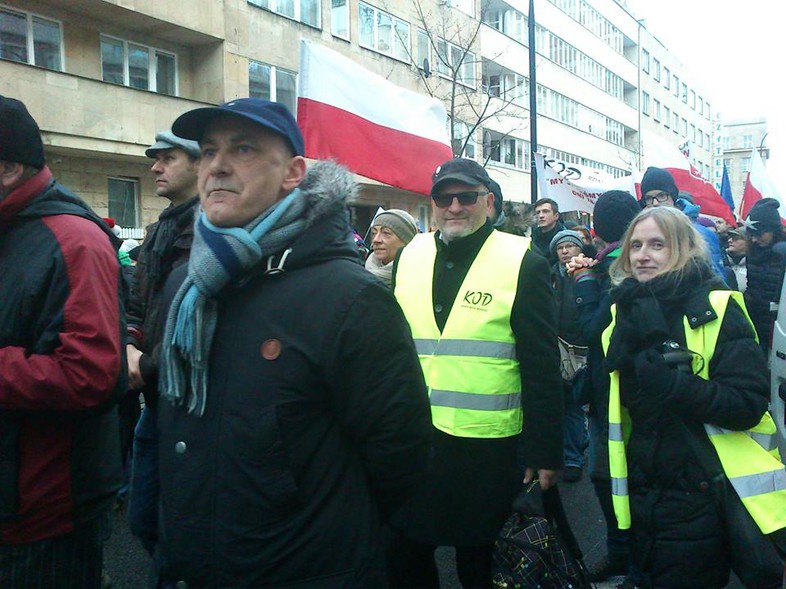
[297, 40, 453, 195]
[739, 147, 784, 221]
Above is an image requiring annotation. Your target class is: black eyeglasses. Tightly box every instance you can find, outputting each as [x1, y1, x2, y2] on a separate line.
[432, 191, 487, 208]
[642, 191, 672, 206]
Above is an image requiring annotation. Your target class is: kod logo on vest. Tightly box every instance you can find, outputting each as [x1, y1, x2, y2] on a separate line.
[462, 290, 493, 309]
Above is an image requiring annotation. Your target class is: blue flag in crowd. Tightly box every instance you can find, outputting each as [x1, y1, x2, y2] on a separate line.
[720, 163, 735, 214]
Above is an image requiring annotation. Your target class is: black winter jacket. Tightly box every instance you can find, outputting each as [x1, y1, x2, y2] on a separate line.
[744, 236, 786, 349]
[157, 163, 432, 588]
[127, 196, 198, 408]
[390, 223, 563, 545]
[606, 266, 769, 589]
[0, 168, 124, 544]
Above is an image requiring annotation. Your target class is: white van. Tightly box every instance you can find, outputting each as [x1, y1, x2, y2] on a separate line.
[769, 284, 786, 460]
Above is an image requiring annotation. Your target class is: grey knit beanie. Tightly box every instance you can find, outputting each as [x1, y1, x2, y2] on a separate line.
[372, 209, 418, 243]
[549, 230, 584, 256]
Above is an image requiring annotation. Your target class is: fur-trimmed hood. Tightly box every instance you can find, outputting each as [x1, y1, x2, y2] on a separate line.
[261, 159, 362, 273]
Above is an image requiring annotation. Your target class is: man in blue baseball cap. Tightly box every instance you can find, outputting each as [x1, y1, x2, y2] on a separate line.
[155, 99, 432, 588]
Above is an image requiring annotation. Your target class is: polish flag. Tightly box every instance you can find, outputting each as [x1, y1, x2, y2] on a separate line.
[739, 148, 784, 221]
[639, 134, 735, 225]
[297, 40, 453, 195]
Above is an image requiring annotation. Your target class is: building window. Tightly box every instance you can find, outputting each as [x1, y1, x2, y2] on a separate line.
[249, 60, 297, 114]
[705, 101, 711, 120]
[248, 0, 320, 27]
[681, 82, 687, 103]
[359, 3, 409, 62]
[689, 89, 696, 109]
[108, 178, 139, 228]
[691, 123, 696, 142]
[331, 0, 349, 39]
[741, 157, 751, 172]
[452, 120, 476, 158]
[663, 67, 670, 89]
[673, 74, 679, 97]
[642, 91, 650, 116]
[672, 112, 679, 132]
[0, 7, 62, 70]
[641, 48, 650, 73]
[447, 0, 475, 17]
[742, 134, 753, 149]
[416, 29, 430, 71]
[483, 129, 528, 169]
[664, 106, 670, 128]
[653, 58, 660, 81]
[100, 35, 177, 95]
[435, 38, 475, 87]
[653, 99, 661, 122]
[681, 117, 688, 136]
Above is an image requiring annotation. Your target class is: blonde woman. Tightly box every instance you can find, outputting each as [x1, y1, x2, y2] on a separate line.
[602, 207, 785, 589]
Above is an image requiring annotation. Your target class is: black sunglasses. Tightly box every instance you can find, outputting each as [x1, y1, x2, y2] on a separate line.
[432, 191, 487, 208]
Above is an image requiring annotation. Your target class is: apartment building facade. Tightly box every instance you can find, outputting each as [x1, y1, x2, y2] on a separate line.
[0, 0, 716, 235]
[722, 118, 769, 208]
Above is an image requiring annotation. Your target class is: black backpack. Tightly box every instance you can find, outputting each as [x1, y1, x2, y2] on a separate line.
[492, 482, 592, 589]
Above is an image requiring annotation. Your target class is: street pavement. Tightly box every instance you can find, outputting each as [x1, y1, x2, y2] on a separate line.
[103, 465, 744, 588]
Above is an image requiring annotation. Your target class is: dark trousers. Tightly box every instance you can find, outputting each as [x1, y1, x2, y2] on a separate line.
[387, 529, 493, 589]
[128, 405, 159, 556]
[0, 514, 108, 589]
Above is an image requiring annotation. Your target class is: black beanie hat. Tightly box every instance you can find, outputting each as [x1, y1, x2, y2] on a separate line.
[593, 190, 640, 243]
[488, 177, 504, 216]
[746, 198, 782, 235]
[0, 95, 46, 169]
[640, 166, 678, 202]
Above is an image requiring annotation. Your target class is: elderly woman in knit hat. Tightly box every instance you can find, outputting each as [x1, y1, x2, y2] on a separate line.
[365, 209, 418, 287]
[548, 230, 589, 483]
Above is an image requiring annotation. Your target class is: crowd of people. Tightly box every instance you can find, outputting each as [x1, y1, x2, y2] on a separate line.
[1, 92, 785, 589]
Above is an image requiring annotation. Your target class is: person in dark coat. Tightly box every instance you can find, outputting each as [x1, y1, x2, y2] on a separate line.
[550, 230, 589, 483]
[0, 95, 124, 588]
[743, 197, 786, 352]
[155, 99, 432, 588]
[389, 158, 563, 588]
[603, 206, 784, 589]
[126, 129, 201, 557]
[565, 189, 640, 582]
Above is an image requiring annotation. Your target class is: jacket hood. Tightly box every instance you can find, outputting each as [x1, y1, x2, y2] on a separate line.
[258, 160, 361, 274]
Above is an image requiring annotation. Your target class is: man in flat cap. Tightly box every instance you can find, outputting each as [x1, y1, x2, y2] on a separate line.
[126, 129, 201, 557]
[155, 98, 431, 587]
[389, 157, 563, 587]
[0, 95, 124, 587]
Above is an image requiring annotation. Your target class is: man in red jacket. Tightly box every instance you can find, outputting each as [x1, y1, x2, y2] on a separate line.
[0, 95, 124, 588]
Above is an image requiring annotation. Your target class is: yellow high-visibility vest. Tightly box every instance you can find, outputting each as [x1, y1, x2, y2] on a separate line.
[603, 290, 786, 534]
[395, 230, 530, 438]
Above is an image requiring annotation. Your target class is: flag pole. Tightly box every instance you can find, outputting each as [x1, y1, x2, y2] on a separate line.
[528, 0, 538, 204]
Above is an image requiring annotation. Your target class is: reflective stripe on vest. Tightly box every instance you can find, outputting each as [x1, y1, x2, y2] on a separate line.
[395, 231, 530, 438]
[603, 290, 786, 534]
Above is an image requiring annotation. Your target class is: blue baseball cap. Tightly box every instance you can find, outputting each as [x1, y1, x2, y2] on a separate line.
[172, 98, 304, 156]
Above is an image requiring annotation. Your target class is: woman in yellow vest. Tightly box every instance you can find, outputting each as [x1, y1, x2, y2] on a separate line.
[602, 207, 785, 589]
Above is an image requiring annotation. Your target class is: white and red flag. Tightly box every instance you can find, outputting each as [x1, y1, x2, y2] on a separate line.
[739, 147, 784, 221]
[640, 134, 735, 225]
[297, 40, 452, 195]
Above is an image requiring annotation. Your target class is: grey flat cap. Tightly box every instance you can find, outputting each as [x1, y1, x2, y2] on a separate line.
[145, 130, 201, 159]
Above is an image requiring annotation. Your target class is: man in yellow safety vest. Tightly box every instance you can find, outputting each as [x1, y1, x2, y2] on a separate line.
[387, 157, 564, 588]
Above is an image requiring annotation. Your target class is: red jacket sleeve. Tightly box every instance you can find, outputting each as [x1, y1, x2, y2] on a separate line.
[0, 215, 122, 411]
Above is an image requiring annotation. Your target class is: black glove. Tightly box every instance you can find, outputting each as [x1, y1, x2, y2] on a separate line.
[634, 348, 677, 402]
